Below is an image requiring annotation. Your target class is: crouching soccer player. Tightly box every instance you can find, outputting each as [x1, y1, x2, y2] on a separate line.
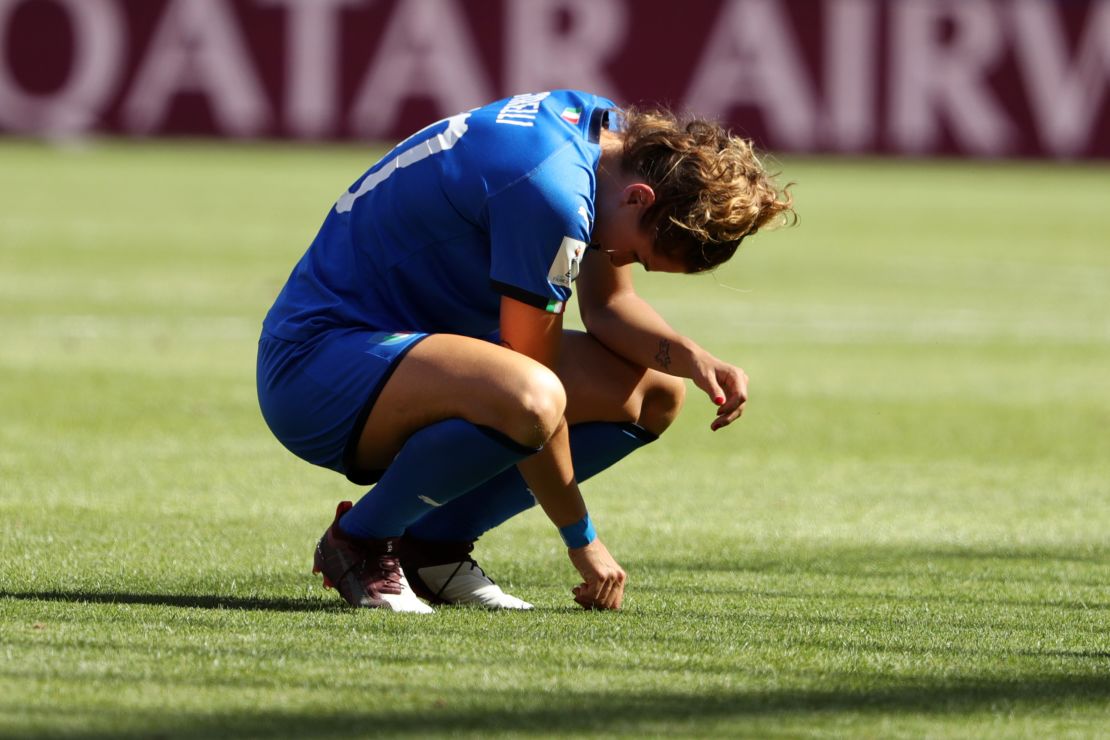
[257, 90, 793, 612]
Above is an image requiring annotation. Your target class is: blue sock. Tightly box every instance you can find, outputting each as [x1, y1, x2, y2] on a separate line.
[405, 421, 657, 542]
[338, 419, 540, 539]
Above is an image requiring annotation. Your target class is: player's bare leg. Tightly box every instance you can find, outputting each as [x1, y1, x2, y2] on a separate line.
[353, 334, 566, 471]
[557, 329, 686, 434]
[395, 330, 685, 609]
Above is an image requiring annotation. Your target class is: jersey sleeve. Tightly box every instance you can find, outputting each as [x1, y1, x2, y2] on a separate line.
[486, 161, 592, 315]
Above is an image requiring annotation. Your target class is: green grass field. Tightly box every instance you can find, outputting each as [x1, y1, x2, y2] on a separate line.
[1, 139, 1108, 738]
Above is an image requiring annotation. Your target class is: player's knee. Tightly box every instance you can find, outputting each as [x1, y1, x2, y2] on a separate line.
[510, 365, 567, 448]
[638, 373, 686, 435]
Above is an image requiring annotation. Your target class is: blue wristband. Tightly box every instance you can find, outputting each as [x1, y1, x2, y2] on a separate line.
[559, 514, 597, 549]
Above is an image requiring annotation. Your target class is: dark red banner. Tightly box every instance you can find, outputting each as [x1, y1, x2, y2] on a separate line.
[2, 0, 1109, 158]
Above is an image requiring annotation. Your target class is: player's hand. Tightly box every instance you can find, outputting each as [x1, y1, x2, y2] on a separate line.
[567, 538, 626, 610]
[691, 352, 749, 431]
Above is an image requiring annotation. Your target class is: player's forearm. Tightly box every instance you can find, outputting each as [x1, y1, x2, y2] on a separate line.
[584, 292, 709, 379]
[497, 296, 593, 532]
[515, 418, 588, 529]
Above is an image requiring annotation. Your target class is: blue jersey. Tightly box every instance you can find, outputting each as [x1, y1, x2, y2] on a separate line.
[263, 90, 618, 342]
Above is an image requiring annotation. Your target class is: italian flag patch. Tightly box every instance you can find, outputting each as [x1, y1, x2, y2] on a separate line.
[560, 107, 582, 124]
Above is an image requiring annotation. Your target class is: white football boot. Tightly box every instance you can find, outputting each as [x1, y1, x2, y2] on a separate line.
[414, 560, 533, 610]
[402, 537, 533, 610]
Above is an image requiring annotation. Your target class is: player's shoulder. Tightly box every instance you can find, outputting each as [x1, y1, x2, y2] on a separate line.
[475, 91, 614, 223]
[465, 90, 617, 179]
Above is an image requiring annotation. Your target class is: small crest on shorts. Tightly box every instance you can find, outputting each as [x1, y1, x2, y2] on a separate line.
[370, 331, 415, 346]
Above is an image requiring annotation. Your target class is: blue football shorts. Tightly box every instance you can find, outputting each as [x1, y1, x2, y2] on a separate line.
[257, 328, 428, 484]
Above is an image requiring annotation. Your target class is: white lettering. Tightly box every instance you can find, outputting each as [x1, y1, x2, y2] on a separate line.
[262, 0, 366, 139]
[684, 0, 818, 150]
[495, 91, 550, 127]
[1011, 0, 1110, 157]
[504, 0, 626, 99]
[0, 0, 125, 135]
[890, 0, 1015, 156]
[123, 0, 270, 137]
[349, 0, 493, 138]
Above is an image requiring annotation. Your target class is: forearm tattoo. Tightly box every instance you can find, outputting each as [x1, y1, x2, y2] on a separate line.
[654, 339, 672, 370]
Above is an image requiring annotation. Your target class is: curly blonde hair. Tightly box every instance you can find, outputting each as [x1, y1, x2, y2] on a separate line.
[619, 107, 795, 272]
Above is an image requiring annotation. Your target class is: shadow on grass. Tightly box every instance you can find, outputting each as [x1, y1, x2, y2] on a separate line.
[1020, 649, 1110, 660]
[15, 673, 1110, 739]
[0, 589, 596, 616]
[0, 589, 339, 613]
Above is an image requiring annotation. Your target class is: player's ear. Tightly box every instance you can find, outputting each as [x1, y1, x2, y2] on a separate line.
[621, 183, 655, 211]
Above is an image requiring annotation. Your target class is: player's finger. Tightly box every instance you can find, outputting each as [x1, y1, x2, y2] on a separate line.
[577, 579, 603, 603]
[729, 371, 749, 403]
[578, 587, 607, 610]
[594, 579, 614, 607]
[719, 399, 745, 419]
[605, 575, 626, 609]
[716, 395, 743, 417]
[575, 577, 612, 610]
[711, 406, 744, 431]
[727, 383, 748, 410]
[604, 578, 621, 608]
[703, 376, 726, 407]
[709, 397, 736, 430]
[609, 585, 624, 610]
[712, 380, 749, 430]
